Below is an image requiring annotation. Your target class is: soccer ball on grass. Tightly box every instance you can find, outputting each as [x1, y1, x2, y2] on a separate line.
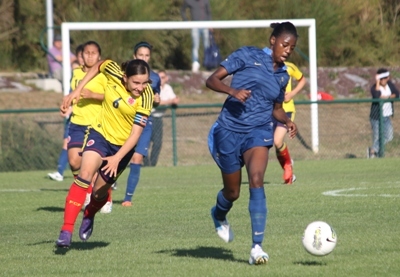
[302, 221, 337, 256]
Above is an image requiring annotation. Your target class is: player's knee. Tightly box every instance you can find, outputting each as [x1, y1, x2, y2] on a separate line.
[248, 174, 264, 188]
[223, 189, 240, 202]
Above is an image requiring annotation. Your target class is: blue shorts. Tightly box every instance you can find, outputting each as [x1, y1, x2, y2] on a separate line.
[135, 116, 153, 157]
[63, 118, 71, 139]
[208, 122, 273, 174]
[272, 112, 293, 130]
[67, 122, 89, 149]
[82, 128, 135, 184]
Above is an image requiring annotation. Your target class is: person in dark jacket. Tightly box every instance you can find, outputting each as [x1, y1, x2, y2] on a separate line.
[368, 68, 399, 158]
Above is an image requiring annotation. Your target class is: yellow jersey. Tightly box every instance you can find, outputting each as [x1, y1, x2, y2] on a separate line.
[283, 61, 303, 113]
[92, 60, 153, 146]
[70, 66, 107, 126]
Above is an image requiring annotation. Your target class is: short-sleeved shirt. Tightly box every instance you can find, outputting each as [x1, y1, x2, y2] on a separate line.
[149, 70, 161, 94]
[91, 60, 154, 146]
[283, 61, 303, 113]
[217, 46, 289, 133]
[46, 46, 75, 73]
[70, 67, 107, 126]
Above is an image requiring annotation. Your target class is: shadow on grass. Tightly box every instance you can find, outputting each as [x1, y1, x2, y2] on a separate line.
[293, 260, 327, 266]
[40, 188, 69, 192]
[36, 206, 64, 212]
[53, 241, 110, 255]
[157, 246, 248, 263]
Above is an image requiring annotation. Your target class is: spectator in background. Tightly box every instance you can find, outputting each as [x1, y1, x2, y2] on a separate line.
[368, 68, 399, 158]
[180, 0, 212, 73]
[144, 70, 180, 167]
[46, 34, 76, 83]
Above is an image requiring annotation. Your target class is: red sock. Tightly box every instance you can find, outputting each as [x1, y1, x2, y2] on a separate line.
[61, 178, 90, 233]
[107, 187, 112, 202]
[84, 192, 109, 218]
[276, 143, 292, 169]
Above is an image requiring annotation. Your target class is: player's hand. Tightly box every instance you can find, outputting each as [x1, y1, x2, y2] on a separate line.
[101, 155, 121, 178]
[231, 88, 251, 103]
[286, 121, 298, 139]
[153, 93, 160, 105]
[80, 88, 94, 99]
[61, 90, 80, 111]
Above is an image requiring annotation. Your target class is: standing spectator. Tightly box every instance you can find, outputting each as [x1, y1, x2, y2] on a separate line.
[121, 41, 160, 207]
[46, 34, 76, 83]
[206, 22, 298, 265]
[144, 70, 180, 167]
[180, 0, 212, 73]
[273, 61, 306, 184]
[368, 68, 399, 158]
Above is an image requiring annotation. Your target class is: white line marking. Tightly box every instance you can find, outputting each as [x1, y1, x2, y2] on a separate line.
[323, 187, 400, 198]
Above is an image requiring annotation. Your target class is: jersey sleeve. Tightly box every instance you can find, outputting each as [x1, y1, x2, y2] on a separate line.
[286, 62, 303, 81]
[220, 47, 247, 75]
[99, 60, 124, 84]
[136, 84, 154, 117]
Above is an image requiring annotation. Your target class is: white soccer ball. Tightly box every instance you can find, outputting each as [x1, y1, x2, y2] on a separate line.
[302, 221, 337, 256]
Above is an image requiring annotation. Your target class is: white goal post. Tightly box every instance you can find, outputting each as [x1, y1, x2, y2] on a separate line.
[61, 19, 319, 153]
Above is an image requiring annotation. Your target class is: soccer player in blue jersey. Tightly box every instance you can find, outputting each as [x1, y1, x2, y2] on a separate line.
[206, 22, 298, 265]
[121, 41, 160, 207]
[56, 59, 153, 247]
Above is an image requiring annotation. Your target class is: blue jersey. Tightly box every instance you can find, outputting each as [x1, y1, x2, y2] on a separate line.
[150, 70, 161, 94]
[217, 46, 289, 133]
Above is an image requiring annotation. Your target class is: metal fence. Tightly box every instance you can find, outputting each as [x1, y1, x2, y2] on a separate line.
[0, 99, 399, 171]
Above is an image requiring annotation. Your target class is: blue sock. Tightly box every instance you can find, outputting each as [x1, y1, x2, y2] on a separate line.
[214, 190, 233, 221]
[124, 163, 141, 202]
[57, 149, 68, 176]
[249, 187, 267, 248]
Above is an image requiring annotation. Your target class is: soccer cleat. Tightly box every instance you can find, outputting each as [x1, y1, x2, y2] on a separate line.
[121, 201, 132, 207]
[48, 172, 64, 182]
[111, 182, 118, 190]
[100, 201, 112, 214]
[292, 174, 297, 183]
[283, 164, 294, 184]
[79, 216, 94, 241]
[249, 244, 269, 265]
[56, 230, 72, 248]
[210, 206, 234, 243]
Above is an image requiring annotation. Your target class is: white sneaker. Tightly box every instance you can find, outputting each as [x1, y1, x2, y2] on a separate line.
[48, 172, 63, 182]
[192, 61, 200, 73]
[100, 201, 112, 214]
[249, 244, 269, 265]
[210, 207, 234, 243]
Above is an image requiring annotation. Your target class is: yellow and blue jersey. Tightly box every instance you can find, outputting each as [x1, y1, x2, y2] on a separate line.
[92, 60, 153, 146]
[70, 66, 107, 126]
[217, 46, 289, 133]
[283, 61, 303, 113]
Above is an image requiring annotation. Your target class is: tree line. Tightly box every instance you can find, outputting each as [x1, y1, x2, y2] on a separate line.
[1, 0, 399, 72]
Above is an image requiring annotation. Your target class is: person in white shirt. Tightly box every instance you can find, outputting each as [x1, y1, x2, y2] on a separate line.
[368, 68, 399, 158]
[144, 70, 180, 166]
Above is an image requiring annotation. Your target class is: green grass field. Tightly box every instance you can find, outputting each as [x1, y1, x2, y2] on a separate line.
[1, 159, 399, 277]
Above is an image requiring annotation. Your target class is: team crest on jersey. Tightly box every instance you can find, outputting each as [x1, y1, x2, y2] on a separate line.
[128, 97, 135, 105]
[86, 139, 95, 147]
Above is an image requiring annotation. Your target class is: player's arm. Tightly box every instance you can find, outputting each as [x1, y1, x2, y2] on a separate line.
[101, 121, 145, 177]
[273, 102, 297, 139]
[61, 60, 104, 111]
[80, 88, 105, 101]
[285, 76, 306, 102]
[206, 66, 251, 103]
